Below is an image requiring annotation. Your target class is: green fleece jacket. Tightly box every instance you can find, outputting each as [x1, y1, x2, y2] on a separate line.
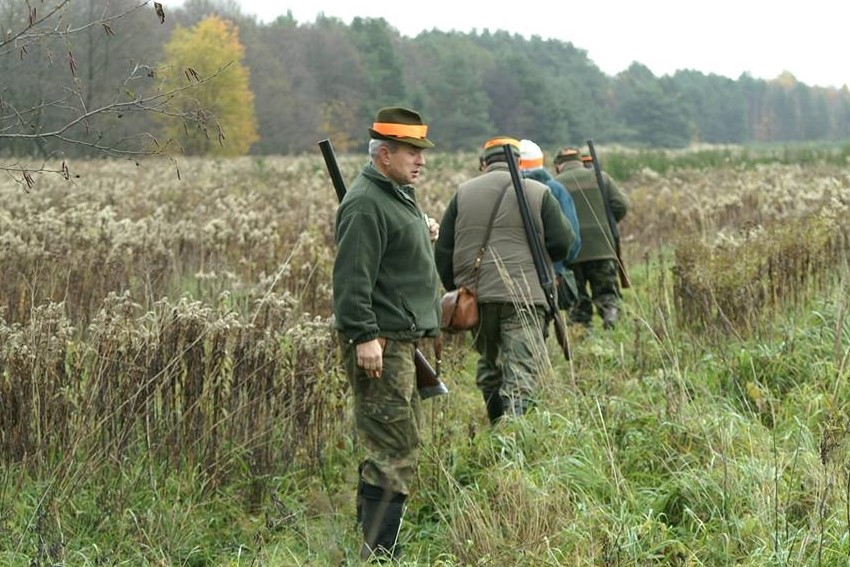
[332, 163, 441, 345]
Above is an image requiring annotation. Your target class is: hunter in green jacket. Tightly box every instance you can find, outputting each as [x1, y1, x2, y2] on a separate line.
[435, 136, 576, 424]
[333, 162, 441, 344]
[554, 146, 629, 328]
[332, 106, 441, 562]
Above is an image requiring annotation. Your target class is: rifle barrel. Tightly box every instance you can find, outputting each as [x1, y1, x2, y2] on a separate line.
[318, 139, 347, 202]
[586, 139, 629, 289]
[504, 145, 551, 289]
[503, 144, 571, 361]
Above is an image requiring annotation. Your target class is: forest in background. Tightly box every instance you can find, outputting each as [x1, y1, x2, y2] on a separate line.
[2, 0, 849, 161]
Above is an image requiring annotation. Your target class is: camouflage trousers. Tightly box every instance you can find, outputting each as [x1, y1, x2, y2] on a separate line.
[339, 333, 422, 496]
[569, 259, 620, 324]
[472, 303, 548, 406]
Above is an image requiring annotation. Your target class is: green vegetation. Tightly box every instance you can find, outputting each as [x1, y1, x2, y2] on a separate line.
[600, 143, 850, 182]
[2, 145, 849, 564]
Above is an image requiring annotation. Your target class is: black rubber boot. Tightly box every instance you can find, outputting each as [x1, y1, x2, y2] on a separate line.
[570, 297, 594, 327]
[359, 483, 406, 562]
[483, 390, 504, 424]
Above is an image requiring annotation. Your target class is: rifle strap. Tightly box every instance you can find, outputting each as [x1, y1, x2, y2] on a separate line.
[469, 181, 512, 290]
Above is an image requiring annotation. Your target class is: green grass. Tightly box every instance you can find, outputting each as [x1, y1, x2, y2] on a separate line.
[3, 270, 849, 565]
[601, 142, 850, 181]
[2, 147, 850, 565]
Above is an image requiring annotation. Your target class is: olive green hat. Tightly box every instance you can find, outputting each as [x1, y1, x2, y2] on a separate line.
[481, 136, 521, 161]
[369, 107, 434, 148]
[553, 147, 582, 166]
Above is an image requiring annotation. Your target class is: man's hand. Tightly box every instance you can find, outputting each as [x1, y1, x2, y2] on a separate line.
[427, 217, 440, 243]
[356, 338, 385, 379]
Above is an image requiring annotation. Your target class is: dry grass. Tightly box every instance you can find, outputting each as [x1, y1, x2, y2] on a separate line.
[2, 151, 850, 564]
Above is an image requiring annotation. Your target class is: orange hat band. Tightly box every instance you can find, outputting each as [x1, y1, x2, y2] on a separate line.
[520, 157, 544, 169]
[484, 136, 520, 150]
[372, 122, 428, 139]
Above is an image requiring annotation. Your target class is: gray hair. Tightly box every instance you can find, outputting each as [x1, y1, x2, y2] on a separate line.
[368, 138, 400, 160]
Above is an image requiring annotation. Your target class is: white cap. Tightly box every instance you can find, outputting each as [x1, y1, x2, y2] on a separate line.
[519, 139, 544, 170]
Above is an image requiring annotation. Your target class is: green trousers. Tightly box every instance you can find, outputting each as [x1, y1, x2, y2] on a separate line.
[472, 303, 547, 410]
[569, 259, 620, 324]
[339, 334, 422, 495]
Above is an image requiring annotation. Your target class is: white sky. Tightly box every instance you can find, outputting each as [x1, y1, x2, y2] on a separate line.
[178, 0, 849, 89]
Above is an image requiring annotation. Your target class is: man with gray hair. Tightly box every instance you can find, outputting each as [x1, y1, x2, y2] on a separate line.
[332, 106, 441, 561]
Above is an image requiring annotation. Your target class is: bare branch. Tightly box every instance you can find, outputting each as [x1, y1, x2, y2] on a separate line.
[0, 2, 151, 56]
[0, 63, 231, 142]
[0, 0, 72, 53]
[0, 1, 228, 186]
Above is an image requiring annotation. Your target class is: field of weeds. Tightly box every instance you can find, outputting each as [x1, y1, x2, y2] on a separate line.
[1, 149, 850, 565]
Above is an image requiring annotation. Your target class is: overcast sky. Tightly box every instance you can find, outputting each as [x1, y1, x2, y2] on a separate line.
[176, 0, 848, 89]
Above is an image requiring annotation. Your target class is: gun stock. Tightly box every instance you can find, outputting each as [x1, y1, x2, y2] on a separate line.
[586, 139, 630, 289]
[318, 138, 448, 399]
[413, 349, 446, 399]
[503, 144, 571, 361]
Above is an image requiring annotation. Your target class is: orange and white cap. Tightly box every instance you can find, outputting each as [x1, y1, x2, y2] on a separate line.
[519, 139, 544, 170]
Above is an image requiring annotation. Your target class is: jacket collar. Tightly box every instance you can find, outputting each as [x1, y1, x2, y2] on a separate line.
[362, 162, 417, 204]
[483, 162, 510, 174]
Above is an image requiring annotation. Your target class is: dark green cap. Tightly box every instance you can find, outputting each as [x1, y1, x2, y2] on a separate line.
[481, 136, 520, 161]
[553, 147, 581, 165]
[369, 107, 434, 148]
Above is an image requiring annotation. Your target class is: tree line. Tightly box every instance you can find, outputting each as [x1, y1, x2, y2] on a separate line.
[2, 0, 848, 162]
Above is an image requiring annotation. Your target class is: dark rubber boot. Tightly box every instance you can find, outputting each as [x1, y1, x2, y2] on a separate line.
[601, 306, 619, 329]
[483, 390, 504, 424]
[570, 297, 594, 327]
[359, 483, 406, 562]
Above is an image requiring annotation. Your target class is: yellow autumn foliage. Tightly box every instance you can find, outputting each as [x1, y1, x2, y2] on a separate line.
[160, 15, 258, 156]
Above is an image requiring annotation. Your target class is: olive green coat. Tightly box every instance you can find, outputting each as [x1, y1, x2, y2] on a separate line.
[434, 163, 575, 306]
[554, 161, 629, 263]
[333, 163, 441, 345]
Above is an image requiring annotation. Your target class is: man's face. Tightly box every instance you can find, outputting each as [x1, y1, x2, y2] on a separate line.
[381, 143, 426, 186]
